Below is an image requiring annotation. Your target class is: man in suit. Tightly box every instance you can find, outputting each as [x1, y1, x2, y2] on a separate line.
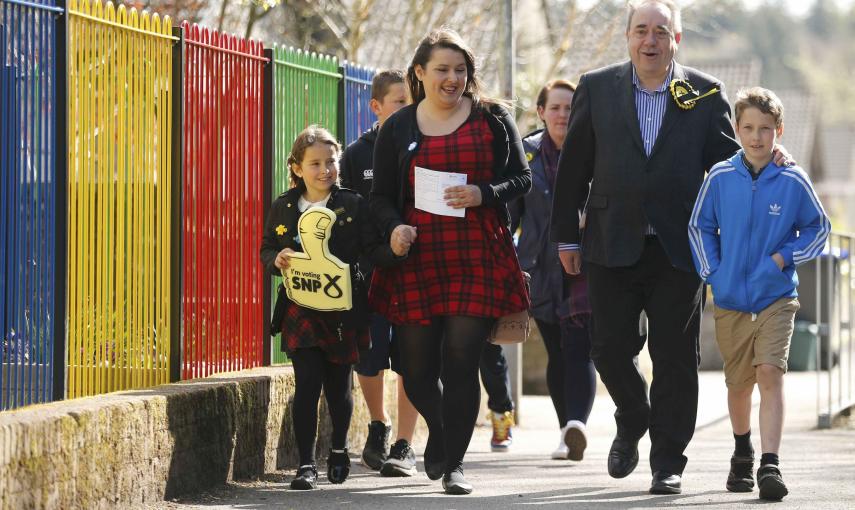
[550, 0, 790, 495]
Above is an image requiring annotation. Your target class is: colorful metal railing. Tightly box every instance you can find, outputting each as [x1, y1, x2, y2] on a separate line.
[0, 0, 63, 410]
[268, 46, 340, 364]
[3, 0, 412, 408]
[65, 0, 174, 398]
[181, 23, 265, 379]
[341, 62, 376, 146]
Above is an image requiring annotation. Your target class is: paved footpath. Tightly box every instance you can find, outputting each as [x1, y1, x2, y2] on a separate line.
[154, 372, 855, 509]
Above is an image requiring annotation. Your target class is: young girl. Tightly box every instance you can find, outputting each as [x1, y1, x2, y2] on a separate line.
[260, 126, 405, 490]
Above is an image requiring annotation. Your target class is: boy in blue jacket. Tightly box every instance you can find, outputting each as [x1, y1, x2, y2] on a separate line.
[688, 87, 829, 501]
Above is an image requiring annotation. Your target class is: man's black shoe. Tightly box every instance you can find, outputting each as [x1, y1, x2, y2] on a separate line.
[757, 464, 788, 501]
[380, 439, 417, 477]
[726, 455, 755, 492]
[607, 436, 639, 479]
[361, 421, 390, 470]
[650, 471, 682, 494]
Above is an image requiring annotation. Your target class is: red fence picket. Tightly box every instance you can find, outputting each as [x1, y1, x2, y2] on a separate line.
[181, 22, 266, 379]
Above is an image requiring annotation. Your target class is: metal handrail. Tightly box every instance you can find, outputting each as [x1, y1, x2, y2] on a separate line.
[814, 232, 855, 428]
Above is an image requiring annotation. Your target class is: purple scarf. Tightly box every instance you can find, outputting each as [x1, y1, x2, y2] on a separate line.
[541, 131, 561, 187]
[543, 131, 592, 324]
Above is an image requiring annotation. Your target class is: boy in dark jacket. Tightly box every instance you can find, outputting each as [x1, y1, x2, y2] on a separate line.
[688, 87, 829, 501]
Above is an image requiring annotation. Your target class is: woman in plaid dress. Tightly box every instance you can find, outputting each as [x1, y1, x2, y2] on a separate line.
[369, 28, 531, 495]
[260, 127, 405, 491]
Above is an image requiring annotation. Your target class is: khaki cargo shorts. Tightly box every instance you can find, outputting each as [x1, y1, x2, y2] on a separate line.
[713, 297, 800, 389]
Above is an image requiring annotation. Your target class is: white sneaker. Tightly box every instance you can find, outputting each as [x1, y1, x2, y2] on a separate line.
[551, 437, 569, 460]
[562, 420, 588, 461]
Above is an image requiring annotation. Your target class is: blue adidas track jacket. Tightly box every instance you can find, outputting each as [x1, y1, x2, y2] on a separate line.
[688, 151, 830, 313]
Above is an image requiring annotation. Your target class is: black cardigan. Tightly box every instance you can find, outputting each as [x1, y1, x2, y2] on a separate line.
[369, 102, 532, 238]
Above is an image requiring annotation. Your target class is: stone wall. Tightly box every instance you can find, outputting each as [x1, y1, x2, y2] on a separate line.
[0, 366, 415, 509]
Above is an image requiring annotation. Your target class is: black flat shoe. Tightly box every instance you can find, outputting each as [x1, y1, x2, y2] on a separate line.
[607, 436, 640, 479]
[290, 465, 318, 490]
[650, 471, 682, 494]
[327, 449, 351, 484]
[423, 433, 446, 481]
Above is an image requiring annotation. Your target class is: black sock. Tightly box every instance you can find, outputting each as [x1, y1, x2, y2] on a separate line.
[761, 453, 779, 466]
[734, 431, 754, 457]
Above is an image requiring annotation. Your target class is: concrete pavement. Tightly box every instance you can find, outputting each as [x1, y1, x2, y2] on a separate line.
[154, 372, 855, 509]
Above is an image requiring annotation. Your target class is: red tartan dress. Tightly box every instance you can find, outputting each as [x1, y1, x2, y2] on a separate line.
[370, 114, 529, 325]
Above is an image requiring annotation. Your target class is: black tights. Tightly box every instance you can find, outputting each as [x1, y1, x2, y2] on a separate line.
[396, 316, 493, 473]
[290, 347, 354, 466]
[536, 316, 597, 428]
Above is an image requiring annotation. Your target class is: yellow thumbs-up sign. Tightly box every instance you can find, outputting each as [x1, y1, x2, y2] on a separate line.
[284, 206, 353, 311]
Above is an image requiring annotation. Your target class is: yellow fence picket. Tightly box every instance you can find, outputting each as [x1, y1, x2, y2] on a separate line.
[66, 0, 175, 397]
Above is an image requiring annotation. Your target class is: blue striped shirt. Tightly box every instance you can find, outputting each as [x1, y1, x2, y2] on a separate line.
[559, 64, 673, 252]
[633, 64, 672, 157]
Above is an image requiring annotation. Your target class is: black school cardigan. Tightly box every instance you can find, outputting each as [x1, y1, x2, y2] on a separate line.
[369, 102, 532, 239]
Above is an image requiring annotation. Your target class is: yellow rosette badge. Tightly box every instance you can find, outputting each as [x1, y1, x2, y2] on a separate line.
[669, 78, 720, 110]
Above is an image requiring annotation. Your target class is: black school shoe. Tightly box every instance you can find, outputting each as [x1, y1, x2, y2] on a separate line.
[726, 455, 755, 492]
[757, 464, 788, 501]
[327, 449, 351, 484]
[361, 421, 391, 470]
[380, 439, 418, 477]
[290, 465, 318, 490]
[423, 433, 446, 480]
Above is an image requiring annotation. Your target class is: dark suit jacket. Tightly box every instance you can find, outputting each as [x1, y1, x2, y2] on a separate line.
[549, 61, 740, 273]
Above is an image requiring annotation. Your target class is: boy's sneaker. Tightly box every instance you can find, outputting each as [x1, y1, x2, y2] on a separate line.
[327, 449, 351, 484]
[757, 464, 788, 501]
[490, 411, 514, 452]
[380, 439, 417, 477]
[290, 465, 318, 490]
[361, 421, 390, 470]
[442, 467, 473, 495]
[726, 455, 755, 492]
[562, 420, 588, 461]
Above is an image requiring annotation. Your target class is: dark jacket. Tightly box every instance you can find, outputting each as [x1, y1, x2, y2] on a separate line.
[340, 125, 381, 275]
[370, 102, 532, 238]
[340, 124, 379, 198]
[260, 185, 401, 332]
[550, 61, 741, 272]
[511, 129, 568, 323]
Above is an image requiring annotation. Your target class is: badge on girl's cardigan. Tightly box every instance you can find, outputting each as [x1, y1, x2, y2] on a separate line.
[669, 78, 720, 110]
[284, 207, 352, 311]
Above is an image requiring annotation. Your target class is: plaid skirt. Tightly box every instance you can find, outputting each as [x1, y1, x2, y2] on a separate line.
[280, 299, 369, 365]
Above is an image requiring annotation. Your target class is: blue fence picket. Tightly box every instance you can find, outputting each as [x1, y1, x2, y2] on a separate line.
[342, 62, 377, 146]
[0, 0, 61, 411]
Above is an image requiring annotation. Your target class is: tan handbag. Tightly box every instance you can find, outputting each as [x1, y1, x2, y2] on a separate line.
[489, 271, 531, 345]
[489, 310, 531, 344]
